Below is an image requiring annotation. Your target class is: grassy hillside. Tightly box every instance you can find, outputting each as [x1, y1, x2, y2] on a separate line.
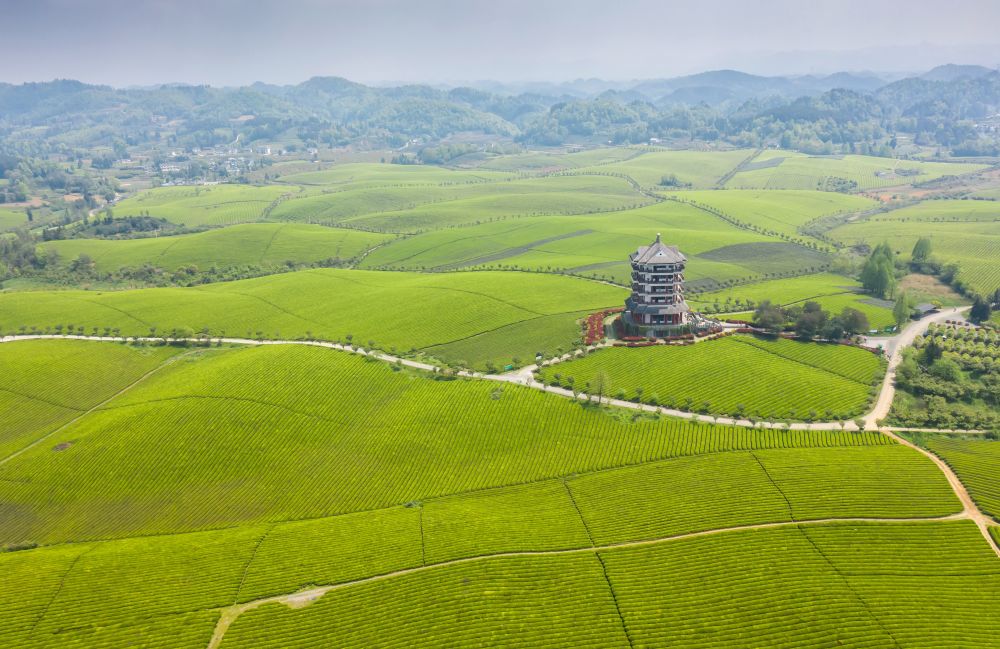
[39, 223, 391, 272]
[0, 269, 625, 366]
[0, 341, 893, 546]
[0, 340, 180, 459]
[279, 162, 512, 187]
[672, 189, 877, 238]
[829, 204, 1000, 295]
[271, 173, 653, 232]
[0, 206, 30, 232]
[577, 149, 752, 188]
[687, 272, 896, 328]
[361, 201, 818, 287]
[477, 147, 640, 172]
[112, 184, 293, 226]
[725, 151, 988, 191]
[541, 335, 883, 419]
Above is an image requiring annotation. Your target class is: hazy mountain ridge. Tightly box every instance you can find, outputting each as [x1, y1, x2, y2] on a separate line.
[0, 65, 998, 154]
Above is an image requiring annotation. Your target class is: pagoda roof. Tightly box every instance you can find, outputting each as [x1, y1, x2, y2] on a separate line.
[631, 233, 686, 264]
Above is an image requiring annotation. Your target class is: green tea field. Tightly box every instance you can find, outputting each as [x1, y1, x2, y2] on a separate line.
[829, 203, 1000, 295]
[4, 335, 989, 648]
[539, 335, 883, 419]
[724, 150, 988, 191]
[39, 223, 391, 272]
[113, 185, 294, 227]
[0, 269, 625, 367]
[3, 145, 999, 649]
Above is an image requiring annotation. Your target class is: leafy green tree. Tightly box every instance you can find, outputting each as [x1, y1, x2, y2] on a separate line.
[911, 237, 932, 263]
[893, 291, 911, 327]
[753, 300, 786, 333]
[592, 370, 611, 405]
[839, 307, 870, 335]
[795, 301, 827, 339]
[969, 296, 992, 324]
[860, 243, 896, 299]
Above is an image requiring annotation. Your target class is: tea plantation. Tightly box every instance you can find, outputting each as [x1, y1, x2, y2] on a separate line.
[540, 335, 884, 419]
[3, 149, 998, 648]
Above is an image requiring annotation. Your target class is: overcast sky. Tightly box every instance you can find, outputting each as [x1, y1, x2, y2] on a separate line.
[1, 0, 999, 86]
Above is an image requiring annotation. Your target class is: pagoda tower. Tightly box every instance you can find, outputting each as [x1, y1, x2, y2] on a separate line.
[623, 233, 690, 336]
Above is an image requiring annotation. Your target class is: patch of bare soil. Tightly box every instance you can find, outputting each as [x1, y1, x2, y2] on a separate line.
[899, 273, 965, 302]
[52, 442, 73, 452]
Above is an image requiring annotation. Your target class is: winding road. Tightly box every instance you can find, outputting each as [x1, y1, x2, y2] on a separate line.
[3, 305, 997, 649]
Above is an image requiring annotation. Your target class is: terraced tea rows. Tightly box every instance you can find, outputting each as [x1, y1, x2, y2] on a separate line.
[221, 554, 629, 649]
[601, 521, 1000, 648]
[213, 522, 1000, 648]
[113, 185, 293, 227]
[924, 436, 1000, 522]
[0, 341, 891, 545]
[0, 269, 625, 367]
[541, 335, 882, 419]
[671, 189, 877, 238]
[0, 340, 180, 459]
[279, 163, 512, 187]
[577, 148, 752, 189]
[725, 150, 987, 191]
[568, 445, 957, 545]
[271, 174, 651, 231]
[361, 201, 799, 286]
[39, 223, 392, 273]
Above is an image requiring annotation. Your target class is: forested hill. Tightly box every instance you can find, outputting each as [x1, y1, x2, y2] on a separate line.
[1, 66, 998, 155]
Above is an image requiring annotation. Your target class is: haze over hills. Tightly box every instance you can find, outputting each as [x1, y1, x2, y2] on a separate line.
[1, 64, 999, 157]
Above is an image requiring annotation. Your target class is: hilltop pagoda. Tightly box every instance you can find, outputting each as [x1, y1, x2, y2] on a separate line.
[623, 233, 690, 336]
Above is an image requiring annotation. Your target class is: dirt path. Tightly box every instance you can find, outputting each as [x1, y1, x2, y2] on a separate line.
[204, 513, 969, 649]
[881, 427, 1000, 557]
[863, 306, 969, 430]
[0, 306, 975, 434]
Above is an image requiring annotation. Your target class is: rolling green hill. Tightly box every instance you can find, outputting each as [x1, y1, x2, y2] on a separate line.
[540, 335, 883, 419]
[112, 185, 293, 227]
[39, 223, 391, 273]
[725, 151, 988, 191]
[829, 202, 1000, 295]
[0, 269, 625, 367]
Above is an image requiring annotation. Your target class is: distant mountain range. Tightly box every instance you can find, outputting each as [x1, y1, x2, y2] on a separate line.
[0, 64, 998, 155]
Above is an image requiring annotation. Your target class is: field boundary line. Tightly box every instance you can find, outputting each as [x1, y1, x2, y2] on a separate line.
[796, 525, 903, 647]
[0, 385, 84, 412]
[204, 514, 968, 649]
[594, 552, 635, 649]
[256, 223, 287, 264]
[750, 451, 795, 519]
[561, 478, 595, 547]
[0, 349, 194, 466]
[233, 525, 275, 604]
[29, 544, 98, 634]
[715, 147, 762, 188]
